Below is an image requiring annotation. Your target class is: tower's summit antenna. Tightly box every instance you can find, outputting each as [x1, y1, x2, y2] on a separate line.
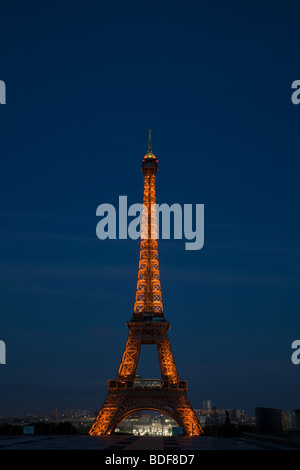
[148, 128, 152, 154]
[143, 127, 158, 170]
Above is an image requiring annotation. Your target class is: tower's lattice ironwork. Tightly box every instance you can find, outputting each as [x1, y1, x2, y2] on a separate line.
[89, 130, 202, 436]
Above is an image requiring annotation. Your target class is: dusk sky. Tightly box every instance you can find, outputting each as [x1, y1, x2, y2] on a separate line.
[0, 0, 300, 417]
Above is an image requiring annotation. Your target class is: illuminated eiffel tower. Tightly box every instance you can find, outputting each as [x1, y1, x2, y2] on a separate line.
[89, 130, 202, 436]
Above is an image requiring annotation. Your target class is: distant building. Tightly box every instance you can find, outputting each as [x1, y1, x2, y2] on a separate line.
[227, 409, 241, 422]
[255, 407, 283, 434]
[115, 412, 178, 436]
[255, 407, 300, 435]
[294, 410, 300, 430]
[203, 400, 212, 410]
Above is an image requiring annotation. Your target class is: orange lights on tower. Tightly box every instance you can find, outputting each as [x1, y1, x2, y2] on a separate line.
[89, 131, 202, 437]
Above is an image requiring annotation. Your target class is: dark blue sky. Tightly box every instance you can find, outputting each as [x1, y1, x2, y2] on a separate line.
[0, 0, 299, 416]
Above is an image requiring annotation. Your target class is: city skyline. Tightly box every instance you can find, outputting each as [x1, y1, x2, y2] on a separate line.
[0, 0, 300, 419]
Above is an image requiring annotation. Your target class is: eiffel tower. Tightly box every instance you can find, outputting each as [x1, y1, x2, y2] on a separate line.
[89, 130, 203, 436]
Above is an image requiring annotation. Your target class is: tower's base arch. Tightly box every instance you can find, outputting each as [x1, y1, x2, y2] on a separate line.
[89, 382, 203, 436]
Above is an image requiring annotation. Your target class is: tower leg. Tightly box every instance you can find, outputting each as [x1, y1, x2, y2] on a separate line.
[172, 395, 203, 436]
[116, 331, 141, 380]
[156, 335, 179, 383]
[89, 393, 124, 435]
